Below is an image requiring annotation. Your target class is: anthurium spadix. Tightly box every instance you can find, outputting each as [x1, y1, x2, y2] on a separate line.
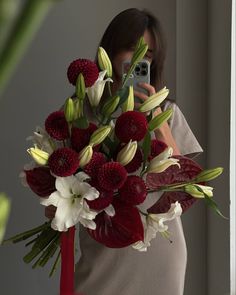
[27, 146, 49, 165]
[132, 201, 182, 251]
[116, 140, 137, 166]
[40, 172, 99, 231]
[139, 87, 169, 113]
[184, 184, 214, 198]
[146, 147, 180, 174]
[87, 70, 113, 107]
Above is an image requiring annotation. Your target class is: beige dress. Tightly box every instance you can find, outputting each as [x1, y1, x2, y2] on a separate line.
[74, 101, 203, 295]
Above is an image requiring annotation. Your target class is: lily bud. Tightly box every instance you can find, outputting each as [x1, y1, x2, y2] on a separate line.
[184, 184, 213, 198]
[0, 193, 11, 243]
[139, 87, 169, 113]
[122, 86, 134, 112]
[102, 95, 120, 117]
[98, 47, 112, 78]
[116, 141, 137, 166]
[89, 125, 111, 146]
[76, 73, 86, 100]
[64, 97, 75, 122]
[79, 145, 93, 168]
[27, 146, 49, 165]
[148, 108, 173, 131]
[193, 167, 223, 182]
[146, 147, 180, 173]
[131, 42, 148, 65]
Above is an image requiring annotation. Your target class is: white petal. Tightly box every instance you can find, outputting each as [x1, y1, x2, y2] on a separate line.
[104, 204, 115, 217]
[55, 176, 75, 198]
[79, 218, 96, 230]
[75, 172, 90, 182]
[153, 147, 173, 162]
[40, 191, 61, 207]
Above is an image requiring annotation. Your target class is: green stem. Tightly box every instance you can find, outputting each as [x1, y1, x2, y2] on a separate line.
[49, 249, 61, 277]
[23, 228, 57, 263]
[3, 221, 50, 244]
[0, 0, 58, 99]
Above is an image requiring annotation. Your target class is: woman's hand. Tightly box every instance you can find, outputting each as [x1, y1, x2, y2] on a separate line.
[45, 205, 56, 219]
[133, 82, 156, 109]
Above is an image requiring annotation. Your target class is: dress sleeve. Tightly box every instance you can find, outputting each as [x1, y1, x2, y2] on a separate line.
[163, 101, 203, 158]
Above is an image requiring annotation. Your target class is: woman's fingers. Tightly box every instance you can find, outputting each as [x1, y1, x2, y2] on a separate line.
[138, 82, 156, 95]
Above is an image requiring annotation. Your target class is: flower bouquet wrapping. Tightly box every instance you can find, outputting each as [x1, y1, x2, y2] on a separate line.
[3, 38, 224, 295]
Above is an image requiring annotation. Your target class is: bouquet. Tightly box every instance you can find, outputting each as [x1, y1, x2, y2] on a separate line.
[3, 37, 224, 295]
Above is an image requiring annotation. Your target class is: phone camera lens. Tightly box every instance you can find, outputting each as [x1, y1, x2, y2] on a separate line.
[141, 70, 147, 76]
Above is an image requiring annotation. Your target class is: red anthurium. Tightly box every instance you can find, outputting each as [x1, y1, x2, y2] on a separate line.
[146, 155, 203, 214]
[25, 167, 56, 197]
[87, 199, 144, 248]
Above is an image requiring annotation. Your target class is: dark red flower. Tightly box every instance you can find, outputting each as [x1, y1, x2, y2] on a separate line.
[118, 175, 147, 205]
[84, 152, 106, 180]
[67, 58, 99, 87]
[48, 147, 79, 177]
[86, 181, 113, 211]
[87, 199, 144, 248]
[25, 167, 56, 197]
[115, 111, 148, 143]
[146, 156, 203, 214]
[148, 139, 167, 161]
[45, 111, 69, 140]
[98, 162, 127, 191]
[71, 123, 98, 153]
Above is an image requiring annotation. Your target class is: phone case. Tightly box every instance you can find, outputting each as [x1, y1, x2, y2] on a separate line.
[122, 59, 150, 98]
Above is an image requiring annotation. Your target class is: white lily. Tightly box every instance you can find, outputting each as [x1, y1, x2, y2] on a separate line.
[185, 184, 213, 198]
[40, 172, 99, 232]
[27, 146, 49, 165]
[132, 201, 182, 251]
[27, 126, 55, 154]
[86, 70, 113, 107]
[147, 147, 180, 173]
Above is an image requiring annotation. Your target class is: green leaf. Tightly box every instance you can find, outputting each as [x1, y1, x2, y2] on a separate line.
[73, 116, 89, 129]
[142, 131, 151, 164]
[204, 195, 228, 219]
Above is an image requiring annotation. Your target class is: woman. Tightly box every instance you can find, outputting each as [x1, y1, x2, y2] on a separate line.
[46, 8, 203, 295]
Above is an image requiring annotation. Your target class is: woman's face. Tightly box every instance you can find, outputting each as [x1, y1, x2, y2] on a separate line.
[112, 30, 155, 89]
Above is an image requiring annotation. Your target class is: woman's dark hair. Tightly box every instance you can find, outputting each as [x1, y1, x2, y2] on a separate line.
[97, 8, 167, 91]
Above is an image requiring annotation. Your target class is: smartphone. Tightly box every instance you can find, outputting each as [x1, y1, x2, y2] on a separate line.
[122, 59, 150, 100]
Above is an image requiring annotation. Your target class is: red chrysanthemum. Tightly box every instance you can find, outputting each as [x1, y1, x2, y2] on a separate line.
[115, 111, 148, 143]
[45, 111, 69, 141]
[84, 152, 107, 180]
[86, 181, 113, 211]
[98, 162, 127, 191]
[118, 175, 147, 205]
[67, 58, 99, 87]
[148, 139, 168, 161]
[25, 167, 56, 197]
[48, 147, 79, 177]
[71, 123, 98, 153]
